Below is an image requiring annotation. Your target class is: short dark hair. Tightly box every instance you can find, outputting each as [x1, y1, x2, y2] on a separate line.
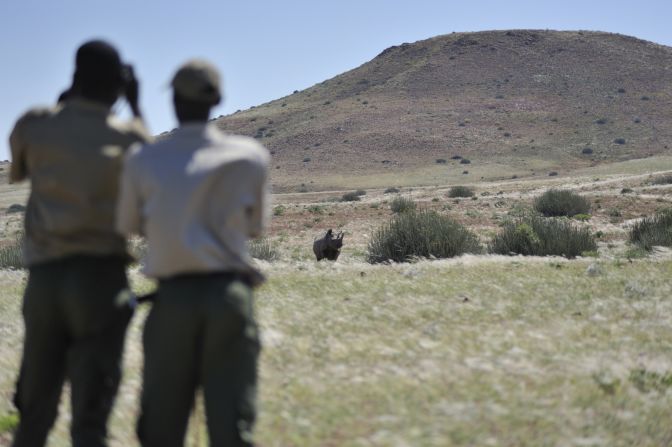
[74, 40, 124, 91]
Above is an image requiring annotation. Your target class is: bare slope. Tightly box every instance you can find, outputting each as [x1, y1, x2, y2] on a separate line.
[212, 30, 672, 191]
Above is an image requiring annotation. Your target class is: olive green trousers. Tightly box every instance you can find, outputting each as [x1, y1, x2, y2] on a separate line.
[137, 272, 260, 447]
[12, 255, 131, 447]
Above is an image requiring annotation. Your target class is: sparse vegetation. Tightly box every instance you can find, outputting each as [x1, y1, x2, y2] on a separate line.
[490, 215, 597, 258]
[384, 187, 400, 194]
[533, 189, 590, 217]
[273, 205, 286, 216]
[389, 196, 416, 214]
[629, 208, 672, 250]
[448, 186, 474, 198]
[367, 210, 480, 263]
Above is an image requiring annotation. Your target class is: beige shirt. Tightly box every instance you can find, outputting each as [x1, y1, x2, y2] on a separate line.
[9, 98, 152, 266]
[116, 123, 270, 279]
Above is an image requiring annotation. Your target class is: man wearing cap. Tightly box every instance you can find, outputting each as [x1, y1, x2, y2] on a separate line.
[9, 40, 151, 447]
[117, 59, 269, 447]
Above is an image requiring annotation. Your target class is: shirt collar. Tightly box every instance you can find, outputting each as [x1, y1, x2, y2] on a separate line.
[65, 98, 112, 116]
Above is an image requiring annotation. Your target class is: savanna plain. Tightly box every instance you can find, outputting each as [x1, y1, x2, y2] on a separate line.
[0, 157, 671, 447]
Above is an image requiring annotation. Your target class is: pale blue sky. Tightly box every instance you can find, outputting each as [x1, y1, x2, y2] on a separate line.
[1, 0, 671, 160]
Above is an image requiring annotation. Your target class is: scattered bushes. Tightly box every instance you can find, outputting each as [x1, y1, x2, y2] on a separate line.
[341, 192, 361, 202]
[629, 208, 672, 250]
[490, 215, 597, 258]
[367, 210, 480, 263]
[390, 196, 416, 214]
[534, 189, 590, 217]
[448, 186, 474, 198]
[249, 238, 279, 261]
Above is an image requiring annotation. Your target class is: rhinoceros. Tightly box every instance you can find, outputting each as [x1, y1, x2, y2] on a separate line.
[313, 229, 344, 261]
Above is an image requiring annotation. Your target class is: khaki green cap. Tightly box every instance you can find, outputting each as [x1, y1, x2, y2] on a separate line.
[171, 59, 222, 104]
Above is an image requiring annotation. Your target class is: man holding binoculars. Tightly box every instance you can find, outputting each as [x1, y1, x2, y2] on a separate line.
[9, 40, 151, 447]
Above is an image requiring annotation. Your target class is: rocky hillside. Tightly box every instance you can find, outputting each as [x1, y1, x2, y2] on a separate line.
[212, 30, 672, 191]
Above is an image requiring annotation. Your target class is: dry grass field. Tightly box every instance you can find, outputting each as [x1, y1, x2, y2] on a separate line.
[1, 158, 672, 446]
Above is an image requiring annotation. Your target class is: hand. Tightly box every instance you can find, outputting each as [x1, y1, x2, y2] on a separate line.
[123, 65, 141, 117]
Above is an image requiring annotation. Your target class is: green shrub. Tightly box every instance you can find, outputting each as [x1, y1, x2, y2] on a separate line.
[0, 412, 19, 434]
[629, 209, 672, 250]
[650, 174, 672, 185]
[533, 189, 590, 217]
[489, 215, 597, 258]
[341, 192, 361, 202]
[448, 186, 474, 198]
[0, 232, 24, 269]
[249, 238, 279, 261]
[390, 196, 416, 214]
[367, 210, 481, 263]
[273, 205, 286, 216]
[307, 205, 325, 214]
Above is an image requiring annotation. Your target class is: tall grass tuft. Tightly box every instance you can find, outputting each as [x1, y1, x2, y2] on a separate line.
[389, 196, 416, 214]
[249, 238, 280, 261]
[0, 232, 25, 270]
[534, 189, 590, 217]
[367, 210, 481, 263]
[490, 215, 596, 258]
[629, 208, 672, 250]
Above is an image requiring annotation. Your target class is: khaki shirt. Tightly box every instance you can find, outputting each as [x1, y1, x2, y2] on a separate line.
[9, 98, 152, 266]
[116, 123, 270, 279]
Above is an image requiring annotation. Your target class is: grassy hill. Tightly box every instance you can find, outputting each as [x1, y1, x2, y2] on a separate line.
[211, 30, 672, 192]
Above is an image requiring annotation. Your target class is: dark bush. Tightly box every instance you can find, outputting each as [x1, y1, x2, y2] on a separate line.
[355, 189, 366, 196]
[621, 188, 634, 194]
[650, 175, 672, 185]
[390, 196, 416, 214]
[451, 155, 463, 160]
[614, 138, 626, 145]
[581, 148, 593, 155]
[448, 186, 474, 198]
[384, 187, 400, 194]
[0, 232, 25, 269]
[436, 159, 447, 164]
[460, 159, 471, 165]
[367, 210, 481, 263]
[490, 216, 597, 258]
[548, 171, 558, 177]
[341, 192, 361, 202]
[534, 189, 590, 217]
[595, 118, 607, 125]
[629, 209, 672, 250]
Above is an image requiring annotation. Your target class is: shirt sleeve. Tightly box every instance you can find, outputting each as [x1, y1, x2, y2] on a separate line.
[246, 154, 270, 239]
[116, 145, 144, 236]
[8, 116, 29, 183]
